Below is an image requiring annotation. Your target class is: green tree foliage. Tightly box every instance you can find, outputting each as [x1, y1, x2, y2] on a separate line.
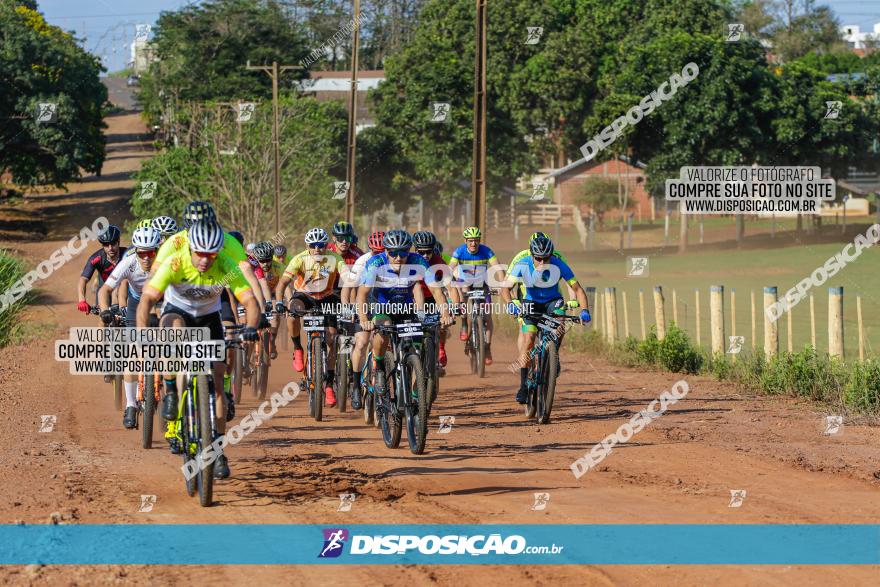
[0, 1, 107, 188]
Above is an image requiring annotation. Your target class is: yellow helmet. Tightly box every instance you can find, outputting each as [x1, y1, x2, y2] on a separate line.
[135, 219, 152, 229]
[463, 226, 481, 239]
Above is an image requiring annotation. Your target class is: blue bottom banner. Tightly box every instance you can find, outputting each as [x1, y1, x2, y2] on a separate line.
[1, 524, 878, 565]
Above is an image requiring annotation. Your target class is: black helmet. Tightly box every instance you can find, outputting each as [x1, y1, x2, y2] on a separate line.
[434, 241, 444, 255]
[182, 200, 216, 228]
[98, 225, 121, 244]
[253, 241, 274, 262]
[529, 235, 554, 257]
[228, 230, 245, 245]
[331, 221, 354, 238]
[413, 231, 436, 251]
[273, 244, 287, 258]
[382, 230, 412, 251]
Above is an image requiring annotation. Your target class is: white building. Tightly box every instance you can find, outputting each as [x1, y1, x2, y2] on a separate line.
[840, 24, 880, 49]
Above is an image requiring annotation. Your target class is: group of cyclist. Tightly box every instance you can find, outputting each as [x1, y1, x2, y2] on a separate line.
[76, 199, 592, 480]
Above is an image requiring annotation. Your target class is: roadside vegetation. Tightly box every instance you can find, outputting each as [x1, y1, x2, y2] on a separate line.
[0, 251, 28, 347]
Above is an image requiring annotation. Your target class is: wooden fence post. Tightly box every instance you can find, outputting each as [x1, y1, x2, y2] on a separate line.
[607, 287, 619, 343]
[828, 287, 844, 358]
[622, 291, 630, 339]
[787, 303, 793, 354]
[672, 288, 678, 325]
[639, 289, 646, 340]
[695, 289, 701, 347]
[810, 293, 816, 350]
[710, 285, 724, 355]
[653, 286, 666, 340]
[764, 286, 778, 358]
[858, 294, 865, 361]
[750, 289, 756, 351]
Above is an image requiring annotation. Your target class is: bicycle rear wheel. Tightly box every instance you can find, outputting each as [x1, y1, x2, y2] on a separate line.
[142, 375, 156, 449]
[404, 354, 429, 455]
[473, 316, 485, 378]
[311, 336, 323, 422]
[196, 375, 215, 507]
[181, 381, 197, 498]
[423, 333, 438, 408]
[336, 349, 349, 413]
[524, 352, 539, 419]
[257, 330, 270, 399]
[537, 342, 559, 425]
[231, 346, 244, 404]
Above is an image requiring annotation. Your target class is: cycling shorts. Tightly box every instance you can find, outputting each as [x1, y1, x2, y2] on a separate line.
[161, 302, 224, 342]
[124, 295, 158, 328]
[292, 291, 340, 328]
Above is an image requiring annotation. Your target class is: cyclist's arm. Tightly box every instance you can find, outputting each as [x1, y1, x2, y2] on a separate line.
[238, 261, 265, 308]
[98, 283, 113, 312]
[568, 280, 589, 312]
[258, 275, 272, 307]
[275, 273, 293, 302]
[137, 285, 162, 327]
[233, 287, 261, 329]
[118, 279, 128, 307]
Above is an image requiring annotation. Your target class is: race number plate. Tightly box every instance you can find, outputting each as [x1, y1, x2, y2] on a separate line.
[537, 315, 561, 332]
[466, 289, 486, 300]
[338, 335, 354, 353]
[397, 322, 423, 338]
[303, 315, 325, 332]
[423, 313, 440, 325]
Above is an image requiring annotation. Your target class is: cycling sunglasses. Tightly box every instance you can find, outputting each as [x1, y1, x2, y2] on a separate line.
[194, 251, 218, 259]
[387, 249, 409, 258]
[532, 255, 550, 263]
[308, 242, 327, 249]
[415, 248, 433, 256]
[136, 249, 156, 258]
[335, 235, 353, 243]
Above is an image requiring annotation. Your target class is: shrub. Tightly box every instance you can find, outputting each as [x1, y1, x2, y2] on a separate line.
[0, 251, 28, 346]
[657, 324, 703, 374]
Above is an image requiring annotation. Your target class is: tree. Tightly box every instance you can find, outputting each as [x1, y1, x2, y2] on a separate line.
[577, 177, 619, 228]
[138, 0, 311, 125]
[768, 2, 846, 62]
[0, 1, 107, 188]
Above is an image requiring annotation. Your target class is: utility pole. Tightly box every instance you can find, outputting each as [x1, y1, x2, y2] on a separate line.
[245, 60, 302, 235]
[471, 0, 488, 233]
[345, 0, 362, 224]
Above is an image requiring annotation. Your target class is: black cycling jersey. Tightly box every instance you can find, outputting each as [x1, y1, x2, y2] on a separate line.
[81, 247, 128, 285]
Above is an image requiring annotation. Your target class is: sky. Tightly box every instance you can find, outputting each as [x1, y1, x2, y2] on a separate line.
[34, 0, 880, 74]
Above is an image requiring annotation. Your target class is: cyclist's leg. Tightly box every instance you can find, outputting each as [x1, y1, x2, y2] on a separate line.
[158, 306, 187, 450]
[120, 294, 140, 428]
[484, 287, 494, 364]
[371, 314, 391, 390]
[289, 292, 310, 372]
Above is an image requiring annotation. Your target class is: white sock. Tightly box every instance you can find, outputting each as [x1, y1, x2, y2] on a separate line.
[124, 380, 138, 408]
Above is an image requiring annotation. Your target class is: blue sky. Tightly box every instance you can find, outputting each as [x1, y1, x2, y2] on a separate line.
[35, 0, 880, 73]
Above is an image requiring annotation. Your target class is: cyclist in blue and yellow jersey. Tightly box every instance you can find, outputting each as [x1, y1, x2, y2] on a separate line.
[448, 226, 501, 365]
[500, 235, 591, 404]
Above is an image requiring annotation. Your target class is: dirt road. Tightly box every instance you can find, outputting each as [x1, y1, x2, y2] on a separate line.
[1, 112, 879, 585]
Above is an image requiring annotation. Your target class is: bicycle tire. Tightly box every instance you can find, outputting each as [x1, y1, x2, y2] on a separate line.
[404, 354, 429, 455]
[258, 330, 270, 400]
[423, 334, 437, 407]
[466, 311, 478, 375]
[311, 336, 323, 422]
[231, 346, 244, 404]
[181, 380, 197, 498]
[113, 375, 124, 410]
[524, 350, 539, 419]
[250, 339, 262, 398]
[537, 341, 559, 425]
[337, 350, 349, 413]
[474, 315, 486, 378]
[196, 375, 215, 507]
[379, 360, 401, 448]
[142, 375, 156, 449]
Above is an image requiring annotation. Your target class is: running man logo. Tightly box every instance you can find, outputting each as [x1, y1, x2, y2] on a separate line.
[140, 181, 157, 200]
[333, 181, 350, 200]
[39, 415, 57, 433]
[824, 415, 843, 435]
[726, 23, 744, 42]
[36, 103, 58, 124]
[319, 528, 349, 558]
[627, 256, 649, 277]
[138, 495, 157, 513]
[438, 415, 455, 434]
[728, 489, 747, 508]
[825, 101, 842, 119]
[431, 102, 450, 123]
[338, 493, 356, 512]
[135, 24, 151, 41]
[525, 26, 544, 45]
[530, 182, 548, 201]
[237, 102, 256, 123]
[727, 335, 745, 354]
[531, 492, 550, 511]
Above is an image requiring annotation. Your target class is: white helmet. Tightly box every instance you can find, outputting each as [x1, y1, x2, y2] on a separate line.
[151, 215, 178, 236]
[189, 219, 225, 254]
[131, 227, 161, 250]
[304, 227, 330, 246]
[246, 243, 256, 253]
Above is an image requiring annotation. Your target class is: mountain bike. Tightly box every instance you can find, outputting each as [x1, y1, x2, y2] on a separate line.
[522, 307, 581, 425]
[229, 306, 247, 403]
[463, 288, 493, 378]
[288, 299, 331, 422]
[334, 314, 356, 413]
[374, 320, 429, 454]
[137, 372, 163, 449]
[250, 318, 272, 400]
[91, 306, 124, 410]
[420, 312, 444, 408]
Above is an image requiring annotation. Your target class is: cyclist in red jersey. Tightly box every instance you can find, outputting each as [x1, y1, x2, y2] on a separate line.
[413, 231, 450, 367]
[327, 221, 363, 264]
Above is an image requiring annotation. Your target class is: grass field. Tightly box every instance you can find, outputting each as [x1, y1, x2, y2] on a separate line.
[469, 215, 880, 361]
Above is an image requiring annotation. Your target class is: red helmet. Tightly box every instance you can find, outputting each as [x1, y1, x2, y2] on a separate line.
[368, 230, 386, 252]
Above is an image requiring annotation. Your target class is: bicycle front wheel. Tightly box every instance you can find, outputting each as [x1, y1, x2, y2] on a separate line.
[311, 336, 324, 422]
[142, 374, 156, 449]
[379, 361, 401, 448]
[473, 315, 485, 378]
[404, 354, 429, 455]
[257, 330, 270, 400]
[196, 376, 215, 507]
[336, 349, 349, 413]
[537, 341, 559, 425]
